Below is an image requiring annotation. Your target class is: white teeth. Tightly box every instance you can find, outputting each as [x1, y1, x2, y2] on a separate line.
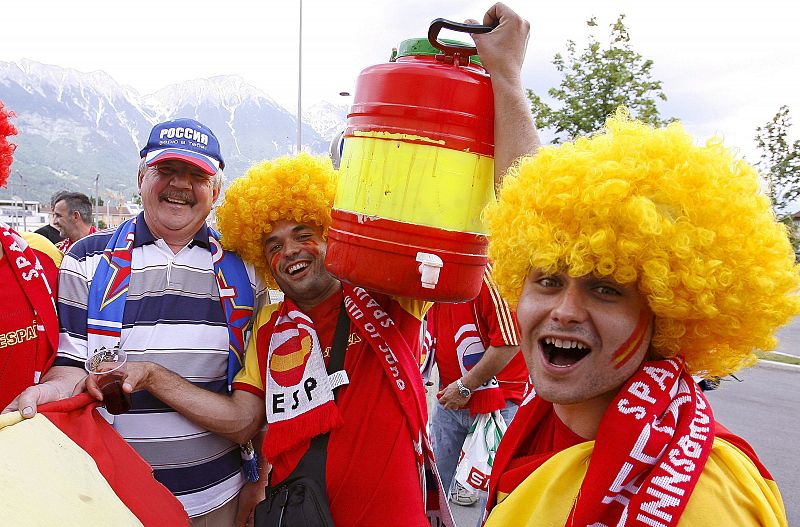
[544, 337, 588, 350]
[287, 262, 309, 274]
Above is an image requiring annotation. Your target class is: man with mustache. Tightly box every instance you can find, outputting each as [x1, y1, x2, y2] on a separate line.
[7, 118, 267, 526]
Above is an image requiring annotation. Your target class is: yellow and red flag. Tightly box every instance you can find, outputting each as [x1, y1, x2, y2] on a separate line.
[0, 394, 188, 526]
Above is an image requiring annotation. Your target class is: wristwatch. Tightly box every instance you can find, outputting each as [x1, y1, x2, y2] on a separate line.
[456, 378, 472, 398]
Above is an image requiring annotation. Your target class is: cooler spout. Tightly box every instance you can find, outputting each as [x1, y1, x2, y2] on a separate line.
[416, 252, 444, 289]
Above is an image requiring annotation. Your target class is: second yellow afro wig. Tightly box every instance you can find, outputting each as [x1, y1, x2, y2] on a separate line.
[216, 153, 337, 287]
[485, 113, 800, 377]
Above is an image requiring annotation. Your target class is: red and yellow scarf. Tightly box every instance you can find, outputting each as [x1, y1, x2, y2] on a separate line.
[488, 358, 715, 527]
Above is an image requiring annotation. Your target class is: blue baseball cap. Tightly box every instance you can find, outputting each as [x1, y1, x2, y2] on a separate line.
[139, 118, 225, 175]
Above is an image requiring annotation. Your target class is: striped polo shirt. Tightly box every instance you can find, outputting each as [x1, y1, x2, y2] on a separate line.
[55, 215, 266, 517]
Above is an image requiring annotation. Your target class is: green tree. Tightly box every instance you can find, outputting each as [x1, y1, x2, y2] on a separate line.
[529, 15, 672, 143]
[755, 105, 800, 255]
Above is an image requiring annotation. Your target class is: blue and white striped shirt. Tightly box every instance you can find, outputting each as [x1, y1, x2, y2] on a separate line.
[55, 217, 266, 517]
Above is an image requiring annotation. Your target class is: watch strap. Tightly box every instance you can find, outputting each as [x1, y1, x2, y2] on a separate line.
[456, 378, 471, 397]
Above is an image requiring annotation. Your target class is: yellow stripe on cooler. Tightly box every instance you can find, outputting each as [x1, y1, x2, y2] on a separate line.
[336, 134, 495, 234]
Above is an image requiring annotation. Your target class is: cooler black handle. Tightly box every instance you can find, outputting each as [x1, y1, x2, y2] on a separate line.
[427, 18, 497, 58]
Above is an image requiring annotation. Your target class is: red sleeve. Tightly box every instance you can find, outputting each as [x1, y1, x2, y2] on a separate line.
[477, 269, 520, 348]
[231, 303, 281, 397]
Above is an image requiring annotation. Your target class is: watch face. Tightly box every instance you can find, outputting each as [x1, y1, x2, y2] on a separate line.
[459, 385, 471, 397]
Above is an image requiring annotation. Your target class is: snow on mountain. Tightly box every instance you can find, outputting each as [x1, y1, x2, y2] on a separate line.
[145, 75, 284, 120]
[0, 59, 328, 201]
[306, 100, 349, 141]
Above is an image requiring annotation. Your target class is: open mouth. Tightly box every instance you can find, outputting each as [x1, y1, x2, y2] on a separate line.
[540, 337, 591, 367]
[160, 192, 194, 206]
[286, 262, 310, 276]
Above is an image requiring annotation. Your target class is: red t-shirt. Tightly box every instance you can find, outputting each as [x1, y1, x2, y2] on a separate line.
[234, 289, 430, 527]
[427, 269, 530, 404]
[0, 255, 46, 409]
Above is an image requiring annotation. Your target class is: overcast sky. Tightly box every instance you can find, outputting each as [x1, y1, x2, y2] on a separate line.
[1, 0, 798, 160]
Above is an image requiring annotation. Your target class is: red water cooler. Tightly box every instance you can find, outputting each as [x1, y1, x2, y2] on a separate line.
[325, 20, 496, 302]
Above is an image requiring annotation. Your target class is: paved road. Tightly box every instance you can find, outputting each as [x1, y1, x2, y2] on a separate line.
[705, 362, 800, 525]
[438, 361, 800, 526]
[775, 316, 800, 357]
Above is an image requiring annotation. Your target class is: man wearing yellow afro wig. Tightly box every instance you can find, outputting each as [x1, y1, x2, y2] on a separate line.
[481, 113, 797, 527]
[92, 4, 541, 526]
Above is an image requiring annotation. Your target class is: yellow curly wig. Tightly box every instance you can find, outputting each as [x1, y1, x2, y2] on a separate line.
[485, 113, 800, 377]
[216, 153, 337, 287]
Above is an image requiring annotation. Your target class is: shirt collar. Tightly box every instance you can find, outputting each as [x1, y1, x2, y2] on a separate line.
[134, 212, 210, 249]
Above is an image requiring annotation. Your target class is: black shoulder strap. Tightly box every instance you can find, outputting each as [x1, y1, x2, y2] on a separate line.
[306, 303, 348, 460]
[327, 302, 349, 377]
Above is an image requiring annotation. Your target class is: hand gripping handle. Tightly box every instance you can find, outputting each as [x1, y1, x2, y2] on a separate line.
[427, 18, 497, 59]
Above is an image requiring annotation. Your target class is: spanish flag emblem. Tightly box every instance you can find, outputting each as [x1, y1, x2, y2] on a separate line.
[269, 331, 313, 387]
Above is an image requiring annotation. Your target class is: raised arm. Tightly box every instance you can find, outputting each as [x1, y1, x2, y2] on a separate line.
[471, 2, 541, 188]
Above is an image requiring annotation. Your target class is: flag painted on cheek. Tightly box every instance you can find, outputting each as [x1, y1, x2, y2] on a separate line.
[270, 251, 281, 275]
[612, 309, 651, 369]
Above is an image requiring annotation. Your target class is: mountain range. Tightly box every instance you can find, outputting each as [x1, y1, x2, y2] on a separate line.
[0, 59, 347, 203]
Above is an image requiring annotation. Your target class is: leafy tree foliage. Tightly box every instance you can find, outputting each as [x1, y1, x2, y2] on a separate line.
[529, 15, 672, 143]
[755, 105, 800, 255]
[756, 106, 800, 214]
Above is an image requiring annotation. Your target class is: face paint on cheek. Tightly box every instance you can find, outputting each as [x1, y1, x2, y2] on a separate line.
[612, 309, 651, 369]
[268, 238, 321, 275]
[269, 252, 281, 274]
[301, 239, 320, 257]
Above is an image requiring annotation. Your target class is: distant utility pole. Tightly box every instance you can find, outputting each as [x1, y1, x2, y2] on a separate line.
[296, 0, 303, 154]
[95, 173, 100, 227]
[18, 173, 28, 231]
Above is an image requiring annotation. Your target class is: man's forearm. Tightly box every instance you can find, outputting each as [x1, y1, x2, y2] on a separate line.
[469, 3, 540, 187]
[137, 363, 265, 444]
[461, 344, 519, 391]
[492, 76, 540, 188]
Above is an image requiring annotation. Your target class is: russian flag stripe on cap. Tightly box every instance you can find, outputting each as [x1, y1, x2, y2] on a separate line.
[145, 148, 220, 175]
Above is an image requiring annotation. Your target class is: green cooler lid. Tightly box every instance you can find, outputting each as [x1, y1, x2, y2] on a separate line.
[393, 37, 483, 66]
